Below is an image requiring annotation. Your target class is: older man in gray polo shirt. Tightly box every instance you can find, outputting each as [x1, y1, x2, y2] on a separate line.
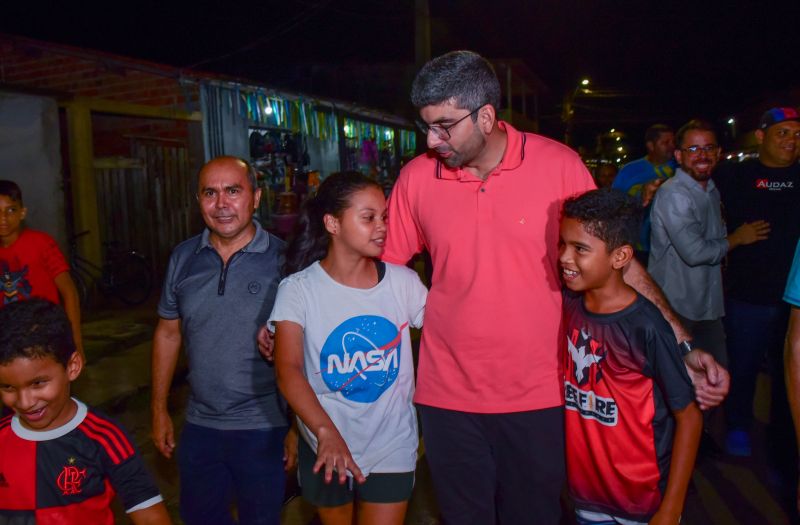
[649, 120, 769, 366]
[151, 156, 292, 525]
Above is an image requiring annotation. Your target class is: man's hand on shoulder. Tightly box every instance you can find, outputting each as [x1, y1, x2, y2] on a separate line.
[684, 349, 730, 410]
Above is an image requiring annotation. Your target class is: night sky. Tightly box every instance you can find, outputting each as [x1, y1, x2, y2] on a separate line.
[3, 1, 800, 152]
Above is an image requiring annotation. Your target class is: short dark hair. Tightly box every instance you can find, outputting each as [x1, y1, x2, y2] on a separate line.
[644, 124, 673, 145]
[0, 180, 23, 203]
[675, 119, 717, 148]
[562, 188, 642, 251]
[0, 299, 75, 367]
[411, 50, 501, 112]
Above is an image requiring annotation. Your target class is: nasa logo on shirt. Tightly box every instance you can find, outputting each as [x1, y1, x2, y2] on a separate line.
[320, 315, 404, 403]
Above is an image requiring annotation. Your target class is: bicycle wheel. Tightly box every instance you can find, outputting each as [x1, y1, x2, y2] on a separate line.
[109, 253, 153, 305]
[69, 269, 90, 309]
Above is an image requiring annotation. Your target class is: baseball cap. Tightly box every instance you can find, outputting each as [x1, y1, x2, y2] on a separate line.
[759, 107, 800, 130]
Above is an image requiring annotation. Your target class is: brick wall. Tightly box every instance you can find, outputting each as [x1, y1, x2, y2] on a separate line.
[0, 35, 199, 109]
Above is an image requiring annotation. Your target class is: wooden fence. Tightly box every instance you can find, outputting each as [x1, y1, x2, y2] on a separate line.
[93, 141, 196, 279]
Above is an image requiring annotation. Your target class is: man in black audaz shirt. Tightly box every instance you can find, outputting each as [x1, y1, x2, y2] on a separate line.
[715, 107, 800, 493]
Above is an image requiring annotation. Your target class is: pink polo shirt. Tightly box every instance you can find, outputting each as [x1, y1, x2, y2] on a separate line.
[384, 121, 595, 413]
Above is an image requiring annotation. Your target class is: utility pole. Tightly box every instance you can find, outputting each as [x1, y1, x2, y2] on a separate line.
[415, 0, 431, 68]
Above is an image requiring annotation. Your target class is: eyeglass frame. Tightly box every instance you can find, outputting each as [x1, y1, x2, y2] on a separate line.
[415, 106, 482, 140]
[681, 144, 720, 155]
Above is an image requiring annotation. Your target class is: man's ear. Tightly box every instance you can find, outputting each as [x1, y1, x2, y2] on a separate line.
[66, 351, 83, 382]
[755, 129, 765, 145]
[476, 104, 496, 134]
[645, 140, 655, 154]
[611, 244, 634, 270]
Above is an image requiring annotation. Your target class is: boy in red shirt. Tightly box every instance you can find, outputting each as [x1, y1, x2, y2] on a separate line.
[0, 299, 171, 524]
[559, 189, 702, 524]
[0, 180, 83, 360]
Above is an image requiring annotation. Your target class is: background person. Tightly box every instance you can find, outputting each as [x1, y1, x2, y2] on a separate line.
[612, 124, 677, 264]
[714, 108, 800, 474]
[784, 238, 800, 513]
[0, 179, 83, 361]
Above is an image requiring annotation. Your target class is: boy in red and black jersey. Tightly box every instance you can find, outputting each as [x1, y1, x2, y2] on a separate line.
[559, 189, 702, 524]
[0, 299, 170, 525]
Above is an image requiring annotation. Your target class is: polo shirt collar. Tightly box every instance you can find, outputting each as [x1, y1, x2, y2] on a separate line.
[195, 219, 271, 254]
[436, 120, 526, 180]
[675, 167, 717, 193]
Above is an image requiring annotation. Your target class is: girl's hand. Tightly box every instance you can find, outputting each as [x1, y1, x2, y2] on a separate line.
[314, 426, 366, 485]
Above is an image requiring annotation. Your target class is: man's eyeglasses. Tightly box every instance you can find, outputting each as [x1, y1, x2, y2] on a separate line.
[682, 144, 719, 154]
[416, 107, 481, 140]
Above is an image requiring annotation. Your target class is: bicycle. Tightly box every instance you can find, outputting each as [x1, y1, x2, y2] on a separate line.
[69, 231, 154, 307]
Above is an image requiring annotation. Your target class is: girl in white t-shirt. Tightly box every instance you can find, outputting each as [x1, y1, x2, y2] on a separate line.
[269, 172, 427, 525]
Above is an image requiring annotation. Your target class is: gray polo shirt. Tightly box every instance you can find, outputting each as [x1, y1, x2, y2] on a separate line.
[649, 168, 728, 321]
[158, 221, 287, 430]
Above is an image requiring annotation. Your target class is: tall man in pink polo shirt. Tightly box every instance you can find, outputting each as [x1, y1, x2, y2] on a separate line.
[383, 50, 729, 525]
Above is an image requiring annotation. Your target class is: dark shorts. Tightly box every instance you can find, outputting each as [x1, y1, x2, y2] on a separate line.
[297, 438, 414, 507]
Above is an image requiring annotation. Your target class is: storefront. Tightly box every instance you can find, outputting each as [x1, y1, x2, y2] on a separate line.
[200, 82, 415, 237]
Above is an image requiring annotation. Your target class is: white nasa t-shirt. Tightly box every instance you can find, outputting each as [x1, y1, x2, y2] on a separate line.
[269, 261, 427, 475]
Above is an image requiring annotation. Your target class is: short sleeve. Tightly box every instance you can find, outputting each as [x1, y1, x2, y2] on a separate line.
[644, 316, 695, 412]
[90, 415, 163, 513]
[784, 239, 800, 307]
[41, 235, 69, 278]
[383, 169, 425, 265]
[157, 249, 181, 319]
[267, 276, 307, 331]
[109, 454, 163, 513]
[404, 269, 427, 329]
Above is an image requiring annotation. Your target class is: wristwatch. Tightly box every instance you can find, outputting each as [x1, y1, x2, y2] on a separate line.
[678, 340, 695, 356]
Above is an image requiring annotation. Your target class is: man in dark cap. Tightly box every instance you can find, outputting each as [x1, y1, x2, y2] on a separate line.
[715, 107, 800, 493]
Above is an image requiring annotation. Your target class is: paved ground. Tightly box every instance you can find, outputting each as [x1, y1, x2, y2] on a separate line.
[72, 299, 799, 524]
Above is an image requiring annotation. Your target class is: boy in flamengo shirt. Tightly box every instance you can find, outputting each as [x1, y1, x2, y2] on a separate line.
[0, 179, 83, 361]
[559, 189, 701, 525]
[0, 299, 171, 524]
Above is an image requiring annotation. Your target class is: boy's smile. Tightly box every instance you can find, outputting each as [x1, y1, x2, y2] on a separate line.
[0, 352, 82, 432]
[559, 217, 616, 293]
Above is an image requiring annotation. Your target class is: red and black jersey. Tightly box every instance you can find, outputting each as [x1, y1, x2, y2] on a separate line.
[0, 399, 162, 525]
[562, 291, 694, 522]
